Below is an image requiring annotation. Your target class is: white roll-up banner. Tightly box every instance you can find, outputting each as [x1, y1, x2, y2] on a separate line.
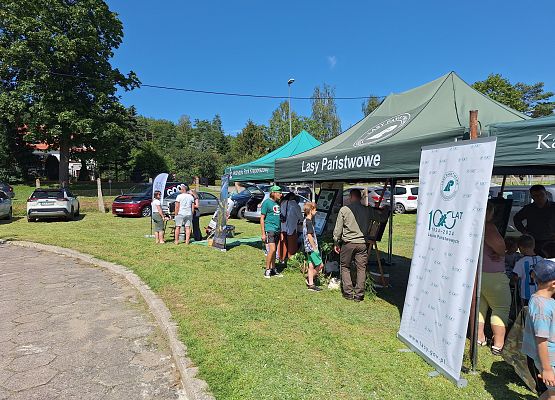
[398, 137, 497, 387]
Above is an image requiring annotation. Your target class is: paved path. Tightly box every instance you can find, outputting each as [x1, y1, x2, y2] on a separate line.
[0, 243, 183, 400]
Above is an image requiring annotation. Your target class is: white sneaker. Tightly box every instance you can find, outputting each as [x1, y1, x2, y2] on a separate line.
[264, 269, 272, 279]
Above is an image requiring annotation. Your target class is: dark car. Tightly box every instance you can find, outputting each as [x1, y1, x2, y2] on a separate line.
[230, 184, 268, 219]
[112, 182, 188, 217]
[0, 182, 14, 198]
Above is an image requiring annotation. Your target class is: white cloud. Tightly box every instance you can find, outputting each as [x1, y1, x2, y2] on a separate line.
[327, 55, 337, 69]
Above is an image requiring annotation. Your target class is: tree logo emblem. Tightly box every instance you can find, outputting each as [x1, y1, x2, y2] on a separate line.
[353, 113, 411, 147]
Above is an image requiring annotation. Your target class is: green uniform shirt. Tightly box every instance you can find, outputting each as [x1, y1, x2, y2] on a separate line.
[261, 198, 281, 233]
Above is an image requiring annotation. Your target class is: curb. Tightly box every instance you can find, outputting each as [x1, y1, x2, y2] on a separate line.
[5, 240, 215, 400]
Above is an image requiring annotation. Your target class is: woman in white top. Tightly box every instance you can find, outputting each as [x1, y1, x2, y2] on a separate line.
[152, 190, 166, 244]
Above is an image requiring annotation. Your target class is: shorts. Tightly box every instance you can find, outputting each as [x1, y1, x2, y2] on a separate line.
[152, 213, 164, 232]
[175, 214, 192, 228]
[264, 231, 279, 244]
[308, 251, 323, 267]
[527, 356, 555, 393]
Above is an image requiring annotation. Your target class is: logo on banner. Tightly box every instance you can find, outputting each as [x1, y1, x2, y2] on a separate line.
[353, 113, 411, 147]
[440, 171, 460, 201]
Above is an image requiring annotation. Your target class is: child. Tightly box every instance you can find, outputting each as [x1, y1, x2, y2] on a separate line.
[302, 202, 323, 292]
[513, 234, 544, 306]
[522, 259, 555, 398]
[505, 236, 522, 278]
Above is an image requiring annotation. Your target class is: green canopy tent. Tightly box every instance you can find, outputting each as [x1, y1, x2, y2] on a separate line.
[226, 130, 321, 183]
[275, 72, 528, 182]
[489, 115, 555, 175]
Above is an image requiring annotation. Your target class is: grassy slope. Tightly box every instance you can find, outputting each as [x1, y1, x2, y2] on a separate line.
[0, 185, 534, 400]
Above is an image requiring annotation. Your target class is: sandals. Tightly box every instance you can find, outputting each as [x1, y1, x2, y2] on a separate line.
[477, 339, 487, 346]
[491, 346, 503, 356]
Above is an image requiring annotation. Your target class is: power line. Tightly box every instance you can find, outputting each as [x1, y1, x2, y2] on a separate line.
[46, 71, 386, 101]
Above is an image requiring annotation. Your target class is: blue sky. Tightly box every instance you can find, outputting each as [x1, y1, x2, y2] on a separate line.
[107, 0, 555, 135]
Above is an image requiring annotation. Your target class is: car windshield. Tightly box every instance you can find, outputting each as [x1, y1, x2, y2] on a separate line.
[374, 189, 391, 197]
[247, 187, 264, 195]
[32, 190, 63, 199]
[127, 184, 151, 195]
[411, 187, 419, 195]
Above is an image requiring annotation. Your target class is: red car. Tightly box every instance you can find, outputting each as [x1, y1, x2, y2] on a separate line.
[112, 182, 187, 217]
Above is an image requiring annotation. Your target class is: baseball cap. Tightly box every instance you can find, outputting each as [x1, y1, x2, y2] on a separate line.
[533, 259, 555, 283]
[270, 185, 282, 193]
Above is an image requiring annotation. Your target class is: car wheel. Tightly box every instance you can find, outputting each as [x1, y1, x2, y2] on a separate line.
[394, 202, 406, 214]
[27, 215, 35, 222]
[141, 206, 152, 217]
[7, 207, 12, 221]
[75, 205, 80, 217]
[237, 206, 247, 219]
[68, 207, 75, 221]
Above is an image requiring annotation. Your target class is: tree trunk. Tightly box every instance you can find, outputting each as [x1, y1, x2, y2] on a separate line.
[59, 133, 70, 186]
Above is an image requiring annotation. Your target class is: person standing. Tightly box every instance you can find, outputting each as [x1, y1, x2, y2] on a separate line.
[514, 185, 555, 254]
[278, 192, 302, 262]
[174, 185, 195, 245]
[260, 186, 283, 278]
[333, 188, 389, 302]
[151, 190, 167, 244]
[190, 189, 203, 242]
[477, 202, 511, 355]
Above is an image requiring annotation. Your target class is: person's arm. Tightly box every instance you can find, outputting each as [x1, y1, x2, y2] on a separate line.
[333, 208, 344, 253]
[536, 337, 555, 386]
[484, 223, 505, 257]
[174, 201, 180, 216]
[513, 207, 527, 234]
[307, 232, 317, 251]
[260, 203, 266, 241]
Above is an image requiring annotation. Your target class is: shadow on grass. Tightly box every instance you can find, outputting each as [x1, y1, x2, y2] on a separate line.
[370, 253, 412, 318]
[481, 361, 535, 400]
[0, 216, 23, 224]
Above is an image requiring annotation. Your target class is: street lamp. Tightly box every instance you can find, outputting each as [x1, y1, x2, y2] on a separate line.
[288, 78, 295, 141]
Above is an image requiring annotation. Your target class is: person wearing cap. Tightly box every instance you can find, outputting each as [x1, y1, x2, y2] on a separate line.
[174, 185, 195, 245]
[522, 259, 555, 397]
[260, 185, 283, 278]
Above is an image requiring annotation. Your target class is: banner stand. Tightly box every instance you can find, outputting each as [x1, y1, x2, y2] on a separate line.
[145, 173, 168, 239]
[397, 334, 468, 388]
[469, 234, 485, 371]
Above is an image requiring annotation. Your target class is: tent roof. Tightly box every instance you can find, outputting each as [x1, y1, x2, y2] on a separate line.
[489, 115, 555, 175]
[275, 72, 529, 182]
[226, 130, 321, 182]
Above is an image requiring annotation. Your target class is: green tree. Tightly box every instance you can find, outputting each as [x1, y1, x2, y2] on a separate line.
[128, 141, 169, 182]
[472, 74, 554, 117]
[231, 120, 268, 164]
[267, 101, 306, 147]
[0, 0, 139, 185]
[362, 95, 382, 116]
[311, 84, 341, 141]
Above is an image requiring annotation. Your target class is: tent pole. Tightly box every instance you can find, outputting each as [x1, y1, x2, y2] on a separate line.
[387, 179, 395, 265]
[312, 181, 316, 202]
[498, 175, 507, 198]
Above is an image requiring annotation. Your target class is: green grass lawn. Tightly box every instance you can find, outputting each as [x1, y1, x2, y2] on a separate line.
[0, 189, 535, 399]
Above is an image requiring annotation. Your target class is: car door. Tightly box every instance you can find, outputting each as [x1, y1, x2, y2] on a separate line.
[199, 192, 218, 215]
[0, 191, 8, 217]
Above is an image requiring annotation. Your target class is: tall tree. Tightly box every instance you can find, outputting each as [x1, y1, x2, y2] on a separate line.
[267, 101, 305, 147]
[472, 74, 554, 117]
[311, 84, 341, 141]
[231, 120, 268, 164]
[362, 95, 382, 116]
[0, 0, 139, 184]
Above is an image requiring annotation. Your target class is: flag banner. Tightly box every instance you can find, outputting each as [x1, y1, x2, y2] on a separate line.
[398, 137, 497, 387]
[212, 174, 229, 251]
[152, 173, 169, 204]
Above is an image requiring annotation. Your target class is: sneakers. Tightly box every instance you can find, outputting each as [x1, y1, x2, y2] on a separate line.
[307, 285, 322, 292]
[264, 269, 272, 279]
[271, 268, 283, 278]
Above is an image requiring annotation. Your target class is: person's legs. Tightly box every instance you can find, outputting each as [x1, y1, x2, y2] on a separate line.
[340, 243, 355, 299]
[278, 232, 288, 262]
[307, 262, 315, 286]
[353, 244, 368, 300]
[174, 215, 183, 244]
[488, 273, 511, 349]
[478, 291, 489, 344]
[266, 242, 276, 270]
[184, 216, 192, 244]
[192, 215, 202, 241]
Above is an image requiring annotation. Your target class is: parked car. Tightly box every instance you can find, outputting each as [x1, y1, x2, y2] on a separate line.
[230, 183, 272, 219]
[244, 192, 310, 222]
[489, 185, 555, 236]
[112, 182, 188, 217]
[0, 182, 14, 198]
[161, 191, 219, 216]
[343, 186, 391, 208]
[27, 188, 80, 222]
[392, 184, 419, 214]
[0, 190, 12, 220]
[286, 185, 313, 200]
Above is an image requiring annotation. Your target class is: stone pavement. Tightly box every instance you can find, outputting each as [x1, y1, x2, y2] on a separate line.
[0, 243, 184, 400]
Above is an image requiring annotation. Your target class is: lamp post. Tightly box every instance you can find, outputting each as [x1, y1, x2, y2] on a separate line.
[288, 78, 295, 141]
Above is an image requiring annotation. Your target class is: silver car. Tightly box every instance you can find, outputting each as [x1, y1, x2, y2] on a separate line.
[0, 191, 12, 220]
[162, 191, 219, 216]
[244, 193, 310, 222]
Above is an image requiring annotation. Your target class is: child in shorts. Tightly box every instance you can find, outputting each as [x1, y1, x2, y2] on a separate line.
[513, 234, 543, 306]
[302, 202, 323, 292]
[522, 259, 555, 399]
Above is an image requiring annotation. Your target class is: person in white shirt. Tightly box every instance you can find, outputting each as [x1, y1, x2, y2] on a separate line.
[174, 185, 195, 245]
